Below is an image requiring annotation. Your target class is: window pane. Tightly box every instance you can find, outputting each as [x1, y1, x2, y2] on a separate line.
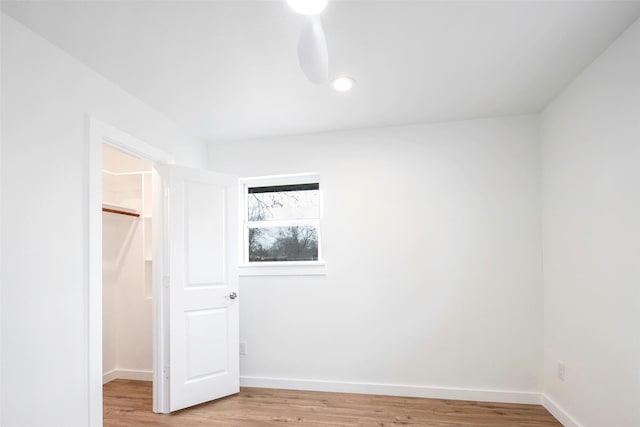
[248, 226, 318, 262]
[247, 184, 319, 221]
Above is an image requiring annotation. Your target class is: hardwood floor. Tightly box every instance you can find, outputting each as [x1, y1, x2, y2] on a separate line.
[104, 380, 562, 426]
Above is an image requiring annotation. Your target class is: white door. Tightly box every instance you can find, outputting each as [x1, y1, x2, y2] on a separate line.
[159, 165, 239, 412]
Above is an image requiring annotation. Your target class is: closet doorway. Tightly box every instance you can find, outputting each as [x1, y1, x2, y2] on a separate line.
[101, 145, 154, 386]
[89, 119, 175, 421]
[89, 119, 240, 426]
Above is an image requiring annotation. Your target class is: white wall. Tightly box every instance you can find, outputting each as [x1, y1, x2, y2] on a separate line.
[0, 14, 205, 427]
[0, 12, 3, 424]
[540, 18, 640, 427]
[209, 115, 543, 398]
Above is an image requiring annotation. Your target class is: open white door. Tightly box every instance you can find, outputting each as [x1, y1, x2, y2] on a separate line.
[158, 165, 239, 412]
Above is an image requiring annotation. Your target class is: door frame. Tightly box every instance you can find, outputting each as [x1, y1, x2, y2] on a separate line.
[88, 117, 174, 426]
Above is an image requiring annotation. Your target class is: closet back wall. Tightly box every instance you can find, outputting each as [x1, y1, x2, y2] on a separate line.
[102, 171, 152, 382]
[208, 115, 543, 400]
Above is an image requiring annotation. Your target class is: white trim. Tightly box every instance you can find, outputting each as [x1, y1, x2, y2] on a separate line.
[88, 117, 104, 427]
[103, 370, 153, 384]
[240, 172, 321, 187]
[150, 166, 169, 414]
[91, 119, 173, 165]
[239, 376, 542, 405]
[239, 262, 327, 276]
[0, 59, 3, 424]
[88, 117, 175, 425]
[542, 394, 583, 427]
[103, 370, 119, 384]
[246, 219, 319, 228]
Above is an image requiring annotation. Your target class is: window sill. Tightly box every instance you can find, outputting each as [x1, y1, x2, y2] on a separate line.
[239, 261, 327, 276]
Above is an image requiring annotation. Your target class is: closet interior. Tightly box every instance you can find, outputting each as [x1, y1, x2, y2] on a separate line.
[102, 144, 154, 383]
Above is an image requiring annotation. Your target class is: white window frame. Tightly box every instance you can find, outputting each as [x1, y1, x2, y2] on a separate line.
[239, 173, 326, 276]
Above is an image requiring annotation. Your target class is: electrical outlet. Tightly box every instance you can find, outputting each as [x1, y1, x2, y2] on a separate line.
[239, 342, 247, 355]
[557, 363, 566, 381]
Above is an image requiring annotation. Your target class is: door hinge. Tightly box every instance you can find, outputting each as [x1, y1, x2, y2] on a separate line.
[164, 366, 170, 381]
[163, 276, 170, 288]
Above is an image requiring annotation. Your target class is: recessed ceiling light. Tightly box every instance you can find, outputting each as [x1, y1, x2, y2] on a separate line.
[332, 76, 355, 92]
[287, 0, 328, 15]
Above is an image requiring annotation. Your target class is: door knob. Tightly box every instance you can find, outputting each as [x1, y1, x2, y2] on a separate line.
[229, 292, 237, 300]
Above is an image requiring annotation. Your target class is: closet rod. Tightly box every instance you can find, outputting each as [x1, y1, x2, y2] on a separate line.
[102, 207, 140, 218]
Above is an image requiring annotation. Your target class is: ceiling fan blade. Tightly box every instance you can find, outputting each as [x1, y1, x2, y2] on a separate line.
[297, 15, 329, 84]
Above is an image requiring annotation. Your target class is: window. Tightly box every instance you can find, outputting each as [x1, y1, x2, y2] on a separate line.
[240, 174, 325, 276]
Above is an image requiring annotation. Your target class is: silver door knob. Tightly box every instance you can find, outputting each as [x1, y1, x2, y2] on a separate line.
[229, 292, 237, 300]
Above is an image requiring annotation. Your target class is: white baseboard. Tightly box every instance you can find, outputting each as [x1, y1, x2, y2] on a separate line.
[240, 376, 541, 405]
[103, 369, 153, 384]
[542, 394, 583, 427]
[102, 370, 119, 384]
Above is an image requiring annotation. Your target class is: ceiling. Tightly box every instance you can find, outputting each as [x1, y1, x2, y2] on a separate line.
[3, 1, 640, 142]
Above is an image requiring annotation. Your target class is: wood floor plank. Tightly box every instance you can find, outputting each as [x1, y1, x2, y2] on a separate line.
[103, 380, 562, 426]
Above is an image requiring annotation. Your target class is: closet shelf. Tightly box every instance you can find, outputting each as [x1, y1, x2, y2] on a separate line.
[102, 202, 140, 218]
